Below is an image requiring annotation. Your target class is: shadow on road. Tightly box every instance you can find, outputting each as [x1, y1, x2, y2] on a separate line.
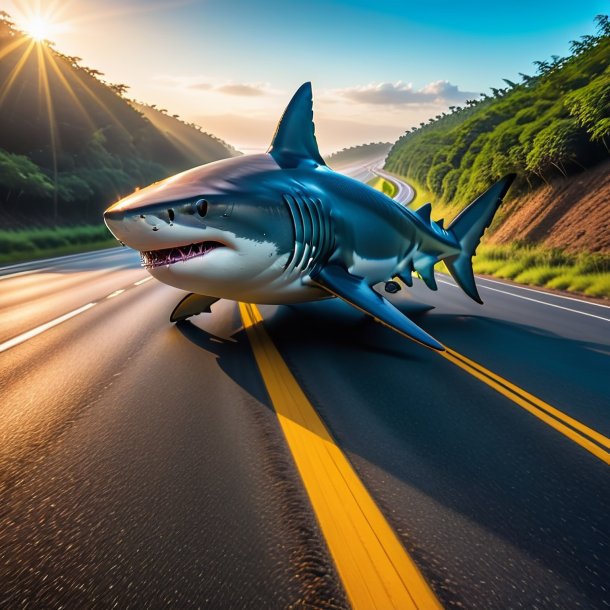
[177, 298, 610, 607]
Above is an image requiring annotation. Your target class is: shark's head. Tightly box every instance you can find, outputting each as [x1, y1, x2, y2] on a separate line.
[104, 154, 298, 298]
[104, 82, 328, 299]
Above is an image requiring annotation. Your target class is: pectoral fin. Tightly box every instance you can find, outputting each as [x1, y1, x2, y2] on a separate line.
[170, 293, 220, 322]
[311, 265, 444, 351]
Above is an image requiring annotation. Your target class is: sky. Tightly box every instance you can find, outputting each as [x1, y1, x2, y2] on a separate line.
[4, 0, 608, 154]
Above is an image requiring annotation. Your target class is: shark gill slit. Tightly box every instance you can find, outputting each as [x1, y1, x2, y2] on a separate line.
[300, 193, 328, 273]
[282, 192, 330, 275]
[296, 193, 314, 271]
[282, 194, 302, 272]
[302, 194, 320, 270]
[308, 196, 326, 271]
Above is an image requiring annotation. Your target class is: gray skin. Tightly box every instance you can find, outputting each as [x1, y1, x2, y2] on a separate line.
[104, 83, 514, 350]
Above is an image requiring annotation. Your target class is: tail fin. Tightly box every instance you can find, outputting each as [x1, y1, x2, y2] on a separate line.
[445, 175, 515, 303]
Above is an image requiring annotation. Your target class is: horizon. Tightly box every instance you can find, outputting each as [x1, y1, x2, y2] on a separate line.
[2, 0, 608, 155]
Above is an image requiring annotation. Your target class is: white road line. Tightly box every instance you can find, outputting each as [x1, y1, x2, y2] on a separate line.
[475, 275, 610, 310]
[437, 279, 610, 322]
[0, 269, 40, 281]
[0, 303, 97, 354]
[106, 289, 125, 298]
[0, 247, 122, 280]
[0, 275, 150, 353]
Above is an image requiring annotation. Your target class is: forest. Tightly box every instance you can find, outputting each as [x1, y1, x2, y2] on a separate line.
[0, 12, 238, 228]
[384, 15, 610, 208]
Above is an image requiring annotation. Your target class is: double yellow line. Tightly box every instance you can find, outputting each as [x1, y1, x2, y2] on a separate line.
[440, 347, 610, 466]
[239, 302, 608, 609]
[240, 303, 441, 610]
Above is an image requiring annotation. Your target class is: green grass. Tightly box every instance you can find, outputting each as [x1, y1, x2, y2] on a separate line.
[469, 244, 610, 299]
[368, 176, 397, 198]
[0, 225, 119, 265]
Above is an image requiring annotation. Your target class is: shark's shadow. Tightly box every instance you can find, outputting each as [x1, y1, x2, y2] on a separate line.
[175, 300, 610, 606]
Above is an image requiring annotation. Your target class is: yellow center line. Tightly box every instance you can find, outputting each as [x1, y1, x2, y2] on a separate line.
[239, 302, 441, 610]
[439, 347, 610, 466]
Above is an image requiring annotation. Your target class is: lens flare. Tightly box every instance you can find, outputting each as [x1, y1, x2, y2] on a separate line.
[23, 16, 53, 41]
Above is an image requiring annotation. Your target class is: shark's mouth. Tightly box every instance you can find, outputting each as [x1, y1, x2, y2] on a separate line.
[140, 241, 225, 269]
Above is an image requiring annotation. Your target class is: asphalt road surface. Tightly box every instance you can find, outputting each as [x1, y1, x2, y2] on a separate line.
[0, 166, 609, 609]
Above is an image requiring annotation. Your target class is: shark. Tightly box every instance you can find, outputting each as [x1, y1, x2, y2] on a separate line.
[104, 82, 514, 351]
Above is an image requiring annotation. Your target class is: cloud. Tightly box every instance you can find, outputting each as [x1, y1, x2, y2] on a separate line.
[189, 82, 212, 90]
[154, 75, 271, 97]
[336, 80, 478, 106]
[215, 84, 266, 97]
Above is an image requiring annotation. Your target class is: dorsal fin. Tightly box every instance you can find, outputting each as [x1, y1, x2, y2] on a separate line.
[415, 203, 432, 223]
[268, 82, 326, 169]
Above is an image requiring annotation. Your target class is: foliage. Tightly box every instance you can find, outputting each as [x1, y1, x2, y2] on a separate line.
[0, 224, 116, 263]
[385, 16, 610, 206]
[0, 13, 238, 227]
[564, 69, 610, 144]
[326, 142, 392, 169]
[0, 149, 54, 200]
[468, 244, 610, 298]
[368, 176, 397, 198]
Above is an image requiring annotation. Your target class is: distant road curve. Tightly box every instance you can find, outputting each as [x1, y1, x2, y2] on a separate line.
[370, 167, 415, 205]
[333, 155, 414, 206]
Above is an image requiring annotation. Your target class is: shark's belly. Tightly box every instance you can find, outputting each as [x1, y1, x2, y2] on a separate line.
[347, 253, 400, 284]
[236, 273, 329, 304]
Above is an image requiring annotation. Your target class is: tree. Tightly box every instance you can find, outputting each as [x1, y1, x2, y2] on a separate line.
[565, 74, 610, 146]
[595, 14, 610, 37]
[525, 118, 585, 176]
[533, 60, 550, 75]
[0, 149, 54, 203]
[110, 83, 130, 96]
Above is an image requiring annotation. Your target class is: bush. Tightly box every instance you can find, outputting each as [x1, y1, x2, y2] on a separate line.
[0, 225, 115, 260]
[584, 275, 610, 297]
[494, 262, 527, 279]
[514, 266, 565, 285]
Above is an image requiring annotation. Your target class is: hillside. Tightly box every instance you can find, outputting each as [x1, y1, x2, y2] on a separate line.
[326, 142, 391, 170]
[489, 158, 610, 253]
[0, 13, 238, 227]
[132, 103, 240, 167]
[385, 16, 610, 253]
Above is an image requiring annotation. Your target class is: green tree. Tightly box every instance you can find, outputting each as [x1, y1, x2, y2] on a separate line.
[0, 149, 54, 203]
[565, 71, 610, 146]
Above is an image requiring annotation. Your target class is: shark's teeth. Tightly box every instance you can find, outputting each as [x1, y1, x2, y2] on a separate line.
[140, 241, 224, 269]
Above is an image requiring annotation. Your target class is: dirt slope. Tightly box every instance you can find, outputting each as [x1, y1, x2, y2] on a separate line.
[489, 159, 610, 253]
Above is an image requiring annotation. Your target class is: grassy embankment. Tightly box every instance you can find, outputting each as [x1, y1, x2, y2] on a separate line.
[0, 225, 118, 265]
[381, 17, 610, 299]
[367, 176, 397, 198]
[371, 177, 610, 299]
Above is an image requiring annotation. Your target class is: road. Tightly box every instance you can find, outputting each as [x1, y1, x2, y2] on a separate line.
[0, 164, 609, 609]
[372, 166, 415, 204]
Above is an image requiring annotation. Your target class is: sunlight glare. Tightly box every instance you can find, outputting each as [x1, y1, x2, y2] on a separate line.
[24, 16, 52, 41]
[20, 9, 69, 43]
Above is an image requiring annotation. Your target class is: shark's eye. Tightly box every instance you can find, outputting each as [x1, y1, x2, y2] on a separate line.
[195, 199, 208, 217]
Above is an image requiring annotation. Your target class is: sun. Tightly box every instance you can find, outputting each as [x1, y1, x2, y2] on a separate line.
[23, 16, 54, 41]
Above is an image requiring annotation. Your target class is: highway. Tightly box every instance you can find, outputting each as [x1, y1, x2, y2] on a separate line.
[1, 164, 609, 609]
[372, 166, 415, 204]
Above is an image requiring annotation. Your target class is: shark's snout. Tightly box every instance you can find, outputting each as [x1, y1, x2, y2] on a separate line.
[103, 207, 125, 222]
[104, 205, 168, 249]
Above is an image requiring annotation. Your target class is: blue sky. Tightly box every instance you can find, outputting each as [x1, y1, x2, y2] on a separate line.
[6, 0, 608, 152]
